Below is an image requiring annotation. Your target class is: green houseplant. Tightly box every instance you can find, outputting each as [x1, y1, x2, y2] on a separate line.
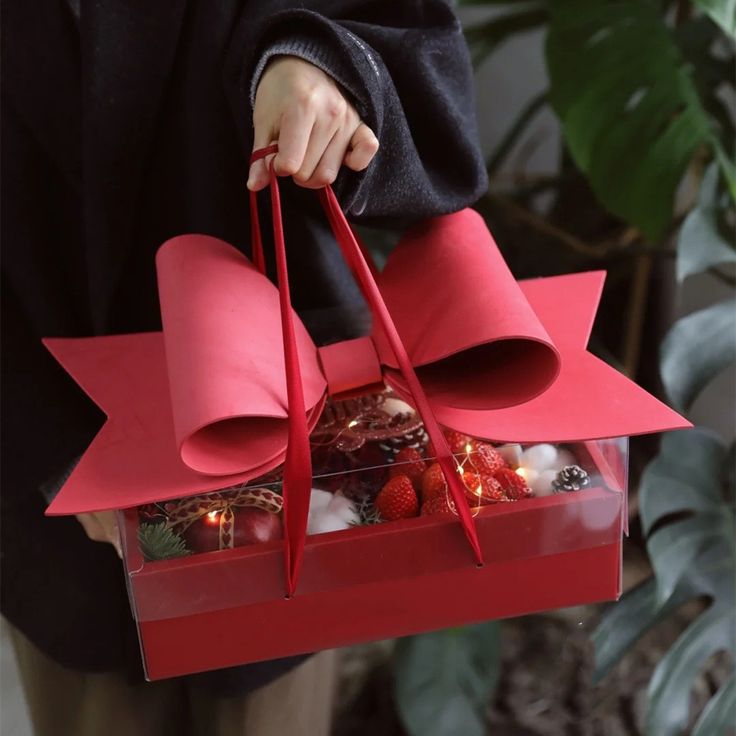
[392, 2, 735, 734]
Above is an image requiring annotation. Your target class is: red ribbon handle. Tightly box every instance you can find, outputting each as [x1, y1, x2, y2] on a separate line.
[249, 146, 484, 596]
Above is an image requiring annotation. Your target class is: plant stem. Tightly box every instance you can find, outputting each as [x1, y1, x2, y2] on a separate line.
[485, 192, 620, 258]
[708, 266, 736, 288]
[486, 92, 548, 178]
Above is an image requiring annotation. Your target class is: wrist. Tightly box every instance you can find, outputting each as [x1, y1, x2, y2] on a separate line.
[250, 36, 365, 115]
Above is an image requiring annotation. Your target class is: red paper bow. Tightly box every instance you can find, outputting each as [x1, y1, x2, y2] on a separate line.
[43, 149, 689, 595]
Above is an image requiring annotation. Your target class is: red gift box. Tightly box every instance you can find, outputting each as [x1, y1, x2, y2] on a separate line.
[120, 427, 627, 680]
[44, 147, 688, 679]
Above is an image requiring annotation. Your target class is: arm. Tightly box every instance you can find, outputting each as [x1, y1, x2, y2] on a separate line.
[224, 0, 488, 222]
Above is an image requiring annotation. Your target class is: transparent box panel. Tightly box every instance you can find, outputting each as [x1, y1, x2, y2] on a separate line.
[121, 388, 628, 566]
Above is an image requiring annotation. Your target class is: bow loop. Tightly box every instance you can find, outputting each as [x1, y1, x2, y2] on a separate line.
[156, 234, 326, 477]
[375, 210, 560, 410]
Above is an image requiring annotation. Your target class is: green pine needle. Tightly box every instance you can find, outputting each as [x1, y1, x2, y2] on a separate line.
[138, 523, 191, 561]
[352, 496, 383, 526]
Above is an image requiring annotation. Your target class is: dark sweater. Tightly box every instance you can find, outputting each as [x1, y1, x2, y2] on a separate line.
[1, 0, 487, 690]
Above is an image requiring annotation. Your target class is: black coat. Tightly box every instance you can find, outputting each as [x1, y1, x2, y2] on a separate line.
[1, 0, 486, 689]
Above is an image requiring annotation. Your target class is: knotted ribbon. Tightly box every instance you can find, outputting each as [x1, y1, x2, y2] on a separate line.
[166, 487, 283, 550]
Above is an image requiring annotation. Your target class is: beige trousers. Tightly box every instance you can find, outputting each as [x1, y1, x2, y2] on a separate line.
[7, 624, 337, 736]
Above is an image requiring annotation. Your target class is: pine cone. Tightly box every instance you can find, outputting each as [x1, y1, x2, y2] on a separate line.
[552, 465, 590, 492]
[379, 428, 429, 457]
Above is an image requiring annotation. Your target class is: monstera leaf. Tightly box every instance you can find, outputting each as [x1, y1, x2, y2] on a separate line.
[394, 623, 501, 736]
[546, 0, 722, 241]
[694, 0, 736, 37]
[676, 164, 736, 282]
[660, 298, 736, 413]
[593, 429, 735, 736]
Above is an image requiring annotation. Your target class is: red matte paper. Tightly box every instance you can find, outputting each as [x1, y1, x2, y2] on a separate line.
[43, 215, 688, 516]
[42, 148, 690, 680]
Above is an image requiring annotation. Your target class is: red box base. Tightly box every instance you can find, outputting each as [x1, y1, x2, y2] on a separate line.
[139, 542, 620, 680]
[123, 486, 623, 680]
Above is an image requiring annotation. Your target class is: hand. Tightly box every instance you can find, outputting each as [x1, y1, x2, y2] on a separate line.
[248, 56, 378, 191]
[76, 511, 122, 558]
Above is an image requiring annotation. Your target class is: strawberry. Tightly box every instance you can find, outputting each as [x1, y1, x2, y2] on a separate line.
[460, 471, 483, 505]
[421, 462, 447, 501]
[462, 471, 506, 505]
[375, 475, 419, 521]
[494, 467, 532, 500]
[421, 495, 456, 517]
[470, 443, 507, 476]
[443, 430, 474, 455]
[389, 447, 426, 489]
[479, 474, 507, 503]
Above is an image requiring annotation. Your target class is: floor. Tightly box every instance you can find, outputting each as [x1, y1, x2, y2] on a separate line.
[0, 622, 32, 736]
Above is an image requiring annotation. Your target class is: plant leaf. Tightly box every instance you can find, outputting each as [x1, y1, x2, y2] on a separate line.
[646, 512, 729, 604]
[714, 144, 736, 201]
[693, 0, 736, 38]
[660, 299, 736, 412]
[394, 623, 501, 736]
[691, 672, 736, 736]
[138, 523, 190, 561]
[646, 606, 736, 736]
[639, 428, 728, 536]
[592, 578, 694, 683]
[593, 424, 734, 730]
[546, 0, 716, 240]
[677, 164, 736, 282]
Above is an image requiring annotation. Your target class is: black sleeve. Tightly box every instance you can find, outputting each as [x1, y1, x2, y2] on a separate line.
[223, 0, 488, 225]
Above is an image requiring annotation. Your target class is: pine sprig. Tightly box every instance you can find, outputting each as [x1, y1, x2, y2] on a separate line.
[138, 523, 191, 561]
[351, 495, 383, 526]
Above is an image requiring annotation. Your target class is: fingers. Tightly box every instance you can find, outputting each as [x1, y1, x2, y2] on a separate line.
[250, 58, 379, 192]
[274, 100, 317, 178]
[76, 512, 122, 558]
[345, 123, 380, 172]
[298, 126, 353, 189]
[290, 113, 379, 189]
[293, 96, 348, 185]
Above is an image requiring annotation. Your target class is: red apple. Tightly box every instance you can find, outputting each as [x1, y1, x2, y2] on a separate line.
[235, 507, 282, 546]
[183, 506, 282, 553]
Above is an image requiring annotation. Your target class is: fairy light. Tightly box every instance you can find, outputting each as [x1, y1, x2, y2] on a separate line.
[515, 467, 529, 479]
[348, 420, 359, 428]
[206, 510, 219, 524]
